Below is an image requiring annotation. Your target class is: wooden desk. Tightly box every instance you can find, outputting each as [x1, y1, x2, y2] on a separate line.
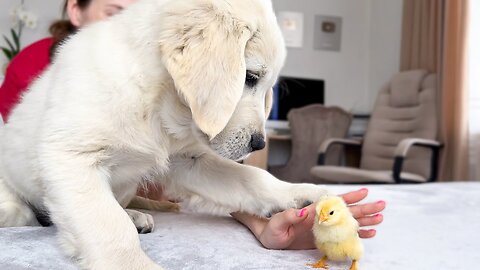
[243, 132, 291, 170]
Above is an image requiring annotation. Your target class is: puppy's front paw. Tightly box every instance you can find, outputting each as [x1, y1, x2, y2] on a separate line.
[264, 184, 331, 217]
[125, 209, 154, 234]
[289, 184, 331, 209]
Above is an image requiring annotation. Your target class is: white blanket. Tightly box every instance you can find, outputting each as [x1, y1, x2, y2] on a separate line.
[0, 182, 479, 270]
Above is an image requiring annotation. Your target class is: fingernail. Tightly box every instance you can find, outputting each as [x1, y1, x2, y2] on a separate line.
[297, 208, 307, 217]
[375, 213, 383, 218]
[377, 200, 386, 204]
[360, 188, 368, 192]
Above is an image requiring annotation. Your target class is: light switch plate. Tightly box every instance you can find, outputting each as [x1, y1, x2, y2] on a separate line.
[314, 15, 342, 51]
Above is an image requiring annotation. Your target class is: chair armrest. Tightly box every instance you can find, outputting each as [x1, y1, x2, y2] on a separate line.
[392, 138, 443, 183]
[317, 138, 363, 165]
[394, 138, 442, 157]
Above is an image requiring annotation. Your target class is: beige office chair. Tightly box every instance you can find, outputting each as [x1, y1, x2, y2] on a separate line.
[311, 70, 442, 183]
[269, 104, 352, 183]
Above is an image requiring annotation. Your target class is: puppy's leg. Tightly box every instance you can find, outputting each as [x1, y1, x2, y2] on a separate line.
[166, 153, 331, 216]
[41, 154, 162, 270]
[0, 174, 39, 227]
[125, 209, 154, 234]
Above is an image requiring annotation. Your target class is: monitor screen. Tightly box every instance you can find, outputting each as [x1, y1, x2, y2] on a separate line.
[269, 76, 325, 120]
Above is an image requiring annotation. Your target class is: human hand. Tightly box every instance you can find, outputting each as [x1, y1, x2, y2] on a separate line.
[232, 188, 385, 250]
[341, 188, 386, 238]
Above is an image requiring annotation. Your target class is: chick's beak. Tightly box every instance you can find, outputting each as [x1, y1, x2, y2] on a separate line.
[319, 213, 328, 224]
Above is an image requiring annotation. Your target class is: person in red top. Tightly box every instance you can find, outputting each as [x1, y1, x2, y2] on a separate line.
[0, 0, 136, 122]
[0, 38, 53, 122]
[0, 0, 385, 250]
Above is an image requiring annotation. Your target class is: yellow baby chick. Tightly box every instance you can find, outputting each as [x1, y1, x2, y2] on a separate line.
[308, 196, 363, 270]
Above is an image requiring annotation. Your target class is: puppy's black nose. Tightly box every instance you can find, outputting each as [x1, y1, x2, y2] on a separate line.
[250, 133, 266, 151]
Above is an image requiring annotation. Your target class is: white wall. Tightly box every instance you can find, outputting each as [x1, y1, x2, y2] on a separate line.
[367, 0, 403, 110]
[0, 0, 63, 71]
[0, 0, 403, 114]
[273, 0, 403, 113]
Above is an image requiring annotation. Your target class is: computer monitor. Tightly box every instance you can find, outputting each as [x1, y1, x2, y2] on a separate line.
[269, 76, 325, 120]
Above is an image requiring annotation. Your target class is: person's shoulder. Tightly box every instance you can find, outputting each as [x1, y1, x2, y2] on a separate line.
[4, 37, 54, 91]
[24, 37, 54, 50]
[7, 37, 54, 75]
[13, 37, 54, 61]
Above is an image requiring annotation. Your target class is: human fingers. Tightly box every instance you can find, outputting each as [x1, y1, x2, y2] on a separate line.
[356, 213, 384, 227]
[303, 203, 316, 217]
[269, 208, 310, 232]
[339, 188, 368, 204]
[349, 200, 386, 219]
[358, 229, 376, 239]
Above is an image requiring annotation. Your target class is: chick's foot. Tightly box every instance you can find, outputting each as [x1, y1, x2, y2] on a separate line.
[307, 256, 329, 269]
[349, 260, 359, 270]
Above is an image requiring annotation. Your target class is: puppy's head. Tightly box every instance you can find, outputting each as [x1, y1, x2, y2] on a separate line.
[160, 0, 286, 160]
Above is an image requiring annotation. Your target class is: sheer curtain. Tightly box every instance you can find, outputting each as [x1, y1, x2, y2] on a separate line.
[400, 0, 442, 72]
[401, 0, 471, 181]
[468, 0, 480, 180]
[439, 0, 470, 181]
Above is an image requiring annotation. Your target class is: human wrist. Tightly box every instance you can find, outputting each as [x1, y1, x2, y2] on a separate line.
[231, 212, 268, 240]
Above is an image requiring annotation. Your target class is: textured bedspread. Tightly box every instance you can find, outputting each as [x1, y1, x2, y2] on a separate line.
[1, 182, 479, 270]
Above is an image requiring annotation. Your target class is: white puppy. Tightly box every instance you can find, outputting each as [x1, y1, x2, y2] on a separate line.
[0, 0, 330, 269]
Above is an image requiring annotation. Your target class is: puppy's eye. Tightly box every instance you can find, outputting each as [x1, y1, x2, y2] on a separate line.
[329, 211, 335, 215]
[245, 71, 259, 88]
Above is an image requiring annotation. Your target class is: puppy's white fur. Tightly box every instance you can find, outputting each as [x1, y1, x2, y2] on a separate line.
[0, 0, 330, 269]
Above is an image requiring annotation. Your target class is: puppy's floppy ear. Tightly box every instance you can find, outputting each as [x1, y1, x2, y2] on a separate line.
[159, 1, 254, 139]
[265, 88, 273, 120]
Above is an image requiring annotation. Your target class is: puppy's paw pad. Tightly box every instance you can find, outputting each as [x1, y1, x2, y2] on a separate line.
[300, 200, 313, 208]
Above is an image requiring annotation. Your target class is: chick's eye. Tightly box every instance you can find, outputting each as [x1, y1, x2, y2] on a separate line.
[245, 71, 259, 88]
[329, 211, 335, 215]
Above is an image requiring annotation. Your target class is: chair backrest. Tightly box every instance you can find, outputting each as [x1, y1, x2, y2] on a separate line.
[287, 104, 352, 182]
[360, 70, 438, 179]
